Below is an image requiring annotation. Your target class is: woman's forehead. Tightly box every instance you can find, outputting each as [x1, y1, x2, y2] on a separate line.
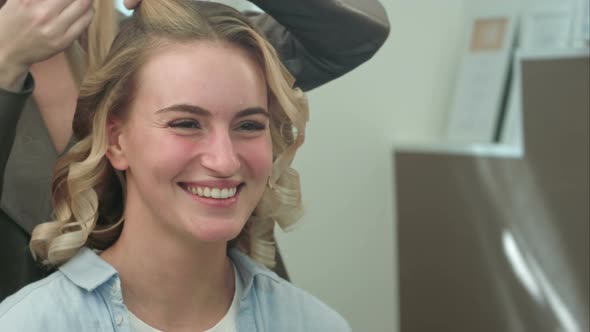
[132, 41, 268, 114]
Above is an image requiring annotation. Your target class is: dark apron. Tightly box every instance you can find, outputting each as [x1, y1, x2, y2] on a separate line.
[0, 210, 49, 301]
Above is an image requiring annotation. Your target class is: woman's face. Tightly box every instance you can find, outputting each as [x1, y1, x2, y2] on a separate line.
[108, 41, 272, 244]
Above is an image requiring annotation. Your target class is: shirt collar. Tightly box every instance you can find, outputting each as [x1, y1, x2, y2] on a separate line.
[228, 248, 281, 299]
[58, 246, 278, 295]
[58, 247, 118, 292]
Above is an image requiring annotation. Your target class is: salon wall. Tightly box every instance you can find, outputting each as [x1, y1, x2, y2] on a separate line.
[275, 0, 578, 331]
[275, 1, 465, 331]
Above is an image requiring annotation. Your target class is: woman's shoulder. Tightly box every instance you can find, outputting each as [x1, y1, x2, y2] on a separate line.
[1, 271, 63, 309]
[0, 249, 117, 331]
[229, 249, 351, 331]
[255, 273, 351, 331]
[0, 271, 76, 329]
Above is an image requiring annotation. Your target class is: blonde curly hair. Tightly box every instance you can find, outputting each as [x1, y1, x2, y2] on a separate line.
[30, 0, 308, 269]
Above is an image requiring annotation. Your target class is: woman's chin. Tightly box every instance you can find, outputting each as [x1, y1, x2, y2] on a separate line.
[185, 218, 244, 244]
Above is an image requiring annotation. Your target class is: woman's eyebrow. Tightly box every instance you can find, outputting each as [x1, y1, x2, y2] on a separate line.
[155, 104, 210, 116]
[236, 107, 269, 118]
[155, 104, 269, 118]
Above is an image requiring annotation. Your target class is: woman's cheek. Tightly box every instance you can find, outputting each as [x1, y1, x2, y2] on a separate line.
[140, 135, 197, 169]
[238, 137, 273, 175]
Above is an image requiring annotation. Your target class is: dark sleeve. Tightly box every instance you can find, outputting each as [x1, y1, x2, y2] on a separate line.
[0, 74, 33, 201]
[247, 0, 390, 91]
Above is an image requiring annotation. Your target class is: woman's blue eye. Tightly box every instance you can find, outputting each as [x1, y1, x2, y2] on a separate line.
[239, 121, 266, 131]
[169, 120, 200, 129]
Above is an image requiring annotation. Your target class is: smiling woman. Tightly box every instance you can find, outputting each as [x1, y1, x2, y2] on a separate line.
[33, 0, 307, 269]
[0, 1, 349, 331]
[101, 41, 277, 254]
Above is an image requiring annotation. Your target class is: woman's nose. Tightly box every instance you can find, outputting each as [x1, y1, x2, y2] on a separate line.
[199, 131, 241, 177]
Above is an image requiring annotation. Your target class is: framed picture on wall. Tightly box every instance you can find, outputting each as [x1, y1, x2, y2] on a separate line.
[445, 13, 518, 144]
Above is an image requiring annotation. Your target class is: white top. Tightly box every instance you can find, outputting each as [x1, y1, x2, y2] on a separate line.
[128, 263, 242, 332]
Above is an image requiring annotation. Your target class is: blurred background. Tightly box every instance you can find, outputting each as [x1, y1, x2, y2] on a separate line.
[118, 1, 589, 331]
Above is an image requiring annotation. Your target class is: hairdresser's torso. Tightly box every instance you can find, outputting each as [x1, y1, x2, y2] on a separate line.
[0, 63, 68, 299]
[1, 52, 77, 224]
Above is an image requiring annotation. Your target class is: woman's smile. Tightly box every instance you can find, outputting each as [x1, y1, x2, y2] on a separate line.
[178, 181, 246, 208]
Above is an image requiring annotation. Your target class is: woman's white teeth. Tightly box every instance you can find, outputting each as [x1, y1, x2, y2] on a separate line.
[186, 185, 237, 199]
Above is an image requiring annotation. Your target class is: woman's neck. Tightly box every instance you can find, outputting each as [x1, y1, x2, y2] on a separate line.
[100, 208, 235, 331]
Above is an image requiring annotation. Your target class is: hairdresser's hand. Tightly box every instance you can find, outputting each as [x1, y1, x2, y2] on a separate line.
[0, 0, 94, 91]
[123, 0, 141, 10]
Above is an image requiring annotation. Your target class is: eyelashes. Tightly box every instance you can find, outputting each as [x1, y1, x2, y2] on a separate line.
[169, 119, 201, 129]
[237, 121, 266, 131]
[167, 119, 267, 132]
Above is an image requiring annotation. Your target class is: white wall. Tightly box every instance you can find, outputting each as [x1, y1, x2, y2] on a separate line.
[116, 0, 578, 330]
[277, 1, 579, 331]
[276, 1, 466, 331]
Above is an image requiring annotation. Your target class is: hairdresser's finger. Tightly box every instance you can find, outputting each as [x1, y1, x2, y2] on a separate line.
[54, 0, 93, 36]
[123, 0, 141, 10]
[61, 4, 94, 47]
[38, 0, 74, 18]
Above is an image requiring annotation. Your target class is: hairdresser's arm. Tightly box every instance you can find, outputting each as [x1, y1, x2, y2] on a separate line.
[246, 0, 390, 91]
[0, 37, 28, 201]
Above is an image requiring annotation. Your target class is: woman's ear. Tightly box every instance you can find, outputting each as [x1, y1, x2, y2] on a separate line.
[105, 118, 129, 171]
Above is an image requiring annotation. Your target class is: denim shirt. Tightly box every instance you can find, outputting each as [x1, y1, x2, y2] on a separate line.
[0, 248, 350, 331]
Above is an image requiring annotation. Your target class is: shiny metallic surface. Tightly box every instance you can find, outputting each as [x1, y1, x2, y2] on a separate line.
[395, 52, 589, 331]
